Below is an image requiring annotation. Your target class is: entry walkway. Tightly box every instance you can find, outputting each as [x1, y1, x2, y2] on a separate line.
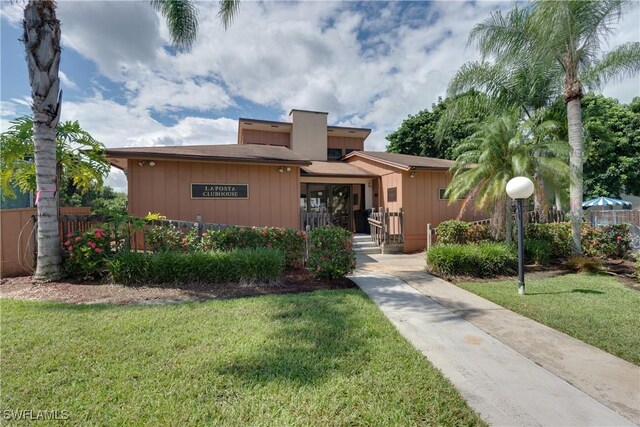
[351, 253, 639, 426]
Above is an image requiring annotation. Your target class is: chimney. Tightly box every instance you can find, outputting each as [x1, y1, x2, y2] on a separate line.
[289, 109, 328, 161]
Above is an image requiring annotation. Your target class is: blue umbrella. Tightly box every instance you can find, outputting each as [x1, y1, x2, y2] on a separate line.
[582, 196, 632, 209]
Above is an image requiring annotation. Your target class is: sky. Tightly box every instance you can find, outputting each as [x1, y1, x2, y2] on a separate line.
[1, 0, 639, 193]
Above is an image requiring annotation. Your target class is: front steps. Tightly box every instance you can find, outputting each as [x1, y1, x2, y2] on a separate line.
[352, 234, 381, 255]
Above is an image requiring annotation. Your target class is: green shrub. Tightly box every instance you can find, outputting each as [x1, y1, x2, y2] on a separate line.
[62, 226, 111, 279]
[108, 252, 151, 285]
[108, 248, 284, 286]
[437, 220, 492, 245]
[202, 226, 305, 269]
[307, 226, 356, 279]
[526, 222, 631, 260]
[525, 222, 572, 259]
[524, 239, 552, 266]
[425, 243, 517, 278]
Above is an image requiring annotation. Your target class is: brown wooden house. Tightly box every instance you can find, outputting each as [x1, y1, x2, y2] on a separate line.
[107, 109, 482, 253]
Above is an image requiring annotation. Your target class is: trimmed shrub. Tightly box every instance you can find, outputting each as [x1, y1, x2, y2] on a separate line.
[108, 248, 284, 286]
[437, 220, 492, 245]
[525, 222, 572, 259]
[597, 224, 631, 259]
[307, 226, 356, 279]
[524, 239, 552, 266]
[425, 243, 517, 278]
[62, 226, 111, 279]
[201, 226, 305, 269]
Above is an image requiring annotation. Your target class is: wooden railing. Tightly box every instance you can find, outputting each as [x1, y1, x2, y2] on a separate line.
[300, 210, 332, 230]
[368, 208, 404, 245]
[588, 210, 640, 227]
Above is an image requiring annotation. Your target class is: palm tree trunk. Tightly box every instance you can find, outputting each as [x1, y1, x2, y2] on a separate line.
[23, 1, 63, 281]
[504, 198, 513, 244]
[566, 97, 583, 255]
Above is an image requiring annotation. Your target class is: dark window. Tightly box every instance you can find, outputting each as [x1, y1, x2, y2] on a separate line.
[353, 193, 359, 206]
[387, 187, 397, 202]
[440, 188, 465, 200]
[327, 148, 343, 159]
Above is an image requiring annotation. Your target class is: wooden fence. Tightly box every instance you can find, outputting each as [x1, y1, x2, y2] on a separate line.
[368, 208, 404, 245]
[300, 210, 332, 230]
[1, 207, 91, 277]
[588, 210, 640, 227]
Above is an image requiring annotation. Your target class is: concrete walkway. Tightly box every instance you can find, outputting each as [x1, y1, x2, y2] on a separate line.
[351, 253, 639, 426]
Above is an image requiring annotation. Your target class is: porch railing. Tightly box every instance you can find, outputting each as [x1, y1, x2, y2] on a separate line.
[368, 207, 404, 245]
[300, 210, 332, 230]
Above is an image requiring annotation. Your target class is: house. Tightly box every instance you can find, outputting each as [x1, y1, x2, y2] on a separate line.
[106, 109, 482, 252]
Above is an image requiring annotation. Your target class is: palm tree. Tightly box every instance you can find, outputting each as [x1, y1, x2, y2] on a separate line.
[22, 0, 239, 281]
[447, 109, 568, 240]
[469, 0, 640, 254]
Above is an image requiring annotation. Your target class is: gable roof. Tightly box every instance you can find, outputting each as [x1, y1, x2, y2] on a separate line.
[344, 151, 455, 171]
[106, 144, 312, 170]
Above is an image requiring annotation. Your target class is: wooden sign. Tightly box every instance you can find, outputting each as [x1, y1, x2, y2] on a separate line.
[191, 184, 249, 199]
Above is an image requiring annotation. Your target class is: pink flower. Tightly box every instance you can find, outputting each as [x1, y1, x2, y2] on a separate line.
[75, 236, 82, 242]
[95, 232, 103, 239]
[68, 246, 73, 250]
[95, 248, 102, 254]
[64, 241, 71, 246]
[66, 233, 73, 238]
[88, 241, 96, 248]
[617, 236, 622, 241]
[181, 238, 187, 243]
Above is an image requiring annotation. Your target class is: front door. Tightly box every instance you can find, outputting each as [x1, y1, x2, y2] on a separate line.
[331, 185, 351, 230]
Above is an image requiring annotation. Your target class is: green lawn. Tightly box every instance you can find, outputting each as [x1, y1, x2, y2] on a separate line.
[458, 274, 640, 365]
[1, 290, 484, 426]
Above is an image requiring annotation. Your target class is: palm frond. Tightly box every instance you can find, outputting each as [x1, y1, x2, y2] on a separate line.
[150, 0, 199, 51]
[582, 42, 640, 89]
[218, 0, 241, 30]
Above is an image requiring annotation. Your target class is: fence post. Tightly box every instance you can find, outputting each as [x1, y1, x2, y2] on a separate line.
[399, 207, 404, 243]
[195, 214, 204, 237]
[427, 223, 431, 251]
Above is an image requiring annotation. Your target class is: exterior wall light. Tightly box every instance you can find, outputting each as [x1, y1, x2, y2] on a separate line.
[149, 161, 156, 167]
[278, 167, 284, 173]
[138, 161, 145, 166]
[506, 176, 535, 295]
[410, 171, 417, 178]
[286, 166, 291, 172]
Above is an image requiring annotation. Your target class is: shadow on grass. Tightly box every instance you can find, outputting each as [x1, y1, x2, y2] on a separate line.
[526, 288, 606, 296]
[217, 290, 372, 386]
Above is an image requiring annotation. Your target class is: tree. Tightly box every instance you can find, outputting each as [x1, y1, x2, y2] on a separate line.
[582, 95, 640, 198]
[1, 117, 109, 202]
[469, 0, 640, 254]
[386, 96, 486, 159]
[21, 0, 239, 281]
[447, 110, 568, 240]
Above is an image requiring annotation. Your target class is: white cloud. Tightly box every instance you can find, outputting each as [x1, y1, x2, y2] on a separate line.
[59, 71, 79, 90]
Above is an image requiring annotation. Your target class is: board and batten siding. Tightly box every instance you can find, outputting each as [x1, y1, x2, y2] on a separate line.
[240, 129, 290, 147]
[402, 170, 485, 252]
[127, 159, 300, 229]
[345, 157, 403, 212]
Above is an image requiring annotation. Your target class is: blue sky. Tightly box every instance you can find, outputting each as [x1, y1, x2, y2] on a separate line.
[1, 1, 639, 192]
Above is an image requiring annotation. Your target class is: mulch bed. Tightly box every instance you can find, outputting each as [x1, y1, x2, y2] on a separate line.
[0, 270, 356, 305]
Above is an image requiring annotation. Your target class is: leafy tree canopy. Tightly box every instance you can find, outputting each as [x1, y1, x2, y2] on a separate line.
[0, 116, 110, 201]
[386, 96, 486, 160]
[582, 94, 640, 198]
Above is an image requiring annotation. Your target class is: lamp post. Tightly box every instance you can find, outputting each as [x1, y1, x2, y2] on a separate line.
[506, 176, 534, 295]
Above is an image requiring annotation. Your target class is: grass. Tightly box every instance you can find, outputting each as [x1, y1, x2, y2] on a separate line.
[1, 290, 484, 426]
[458, 274, 640, 365]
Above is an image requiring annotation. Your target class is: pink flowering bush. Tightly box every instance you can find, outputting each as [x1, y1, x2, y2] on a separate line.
[437, 220, 492, 245]
[307, 226, 355, 279]
[62, 226, 110, 279]
[201, 226, 305, 269]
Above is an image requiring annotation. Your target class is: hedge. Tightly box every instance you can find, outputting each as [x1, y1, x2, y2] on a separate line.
[425, 243, 517, 278]
[108, 248, 284, 286]
[437, 220, 492, 245]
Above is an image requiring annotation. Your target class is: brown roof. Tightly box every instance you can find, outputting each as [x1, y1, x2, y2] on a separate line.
[106, 144, 312, 170]
[301, 161, 378, 177]
[344, 151, 455, 171]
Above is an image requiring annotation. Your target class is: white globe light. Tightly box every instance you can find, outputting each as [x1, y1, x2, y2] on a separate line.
[506, 176, 535, 199]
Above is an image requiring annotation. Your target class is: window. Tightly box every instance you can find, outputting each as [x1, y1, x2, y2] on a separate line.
[327, 148, 343, 159]
[439, 188, 465, 200]
[387, 187, 397, 202]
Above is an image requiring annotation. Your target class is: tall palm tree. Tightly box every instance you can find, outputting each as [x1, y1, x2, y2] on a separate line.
[447, 110, 568, 240]
[469, 0, 640, 254]
[22, 0, 239, 281]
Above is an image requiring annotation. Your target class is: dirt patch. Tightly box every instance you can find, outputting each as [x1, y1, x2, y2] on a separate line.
[0, 270, 356, 305]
